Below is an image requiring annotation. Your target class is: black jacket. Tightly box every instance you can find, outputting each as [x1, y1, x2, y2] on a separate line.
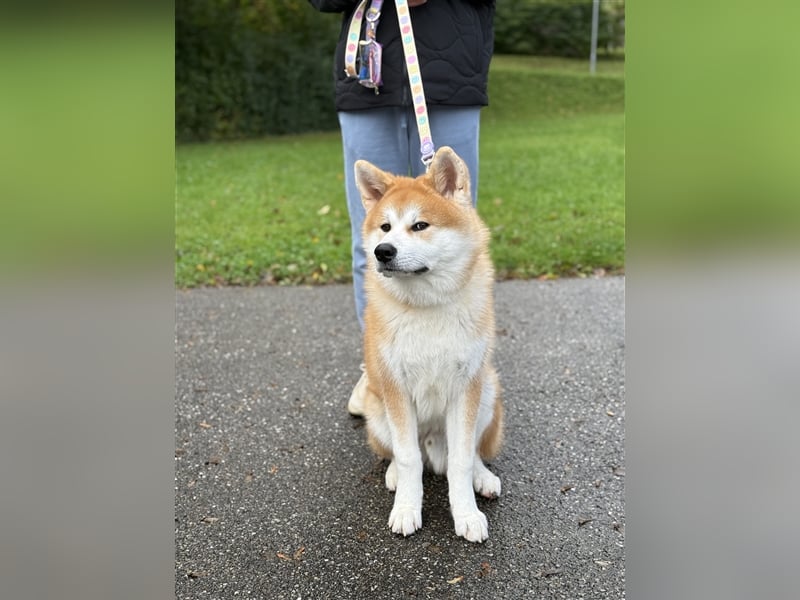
[309, 0, 495, 111]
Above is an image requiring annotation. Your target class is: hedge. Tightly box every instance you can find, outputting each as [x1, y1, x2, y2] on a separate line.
[495, 0, 625, 57]
[176, 0, 340, 142]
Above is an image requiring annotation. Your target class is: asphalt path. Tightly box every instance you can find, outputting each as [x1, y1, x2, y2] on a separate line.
[175, 277, 625, 599]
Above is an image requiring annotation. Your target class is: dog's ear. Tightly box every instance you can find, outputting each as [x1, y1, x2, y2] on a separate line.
[428, 146, 471, 207]
[354, 160, 394, 212]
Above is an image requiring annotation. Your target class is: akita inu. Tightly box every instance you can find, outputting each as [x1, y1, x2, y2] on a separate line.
[354, 146, 503, 543]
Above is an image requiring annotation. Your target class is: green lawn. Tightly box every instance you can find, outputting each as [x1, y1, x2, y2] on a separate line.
[176, 56, 624, 287]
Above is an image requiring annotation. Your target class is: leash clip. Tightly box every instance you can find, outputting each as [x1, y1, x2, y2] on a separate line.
[420, 139, 435, 170]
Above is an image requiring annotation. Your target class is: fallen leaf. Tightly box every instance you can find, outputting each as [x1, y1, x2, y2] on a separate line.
[187, 570, 206, 579]
[478, 561, 492, 577]
[606, 409, 615, 416]
[446, 575, 464, 584]
[560, 484, 573, 494]
[198, 421, 212, 429]
[205, 456, 221, 466]
[317, 204, 330, 215]
[276, 547, 305, 562]
[535, 568, 563, 578]
[201, 516, 218, 524]
[578, 517, 594, 527]
[612, 466, 625, 477]
[594, 560, 612, 568]
[269, 465, 279, 475]
[244, 472, 254, 483]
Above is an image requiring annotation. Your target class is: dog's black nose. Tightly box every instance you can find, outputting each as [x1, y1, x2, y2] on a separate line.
[374, 243, 397, 264]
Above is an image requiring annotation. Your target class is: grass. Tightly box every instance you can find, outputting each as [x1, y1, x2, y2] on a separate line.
[176, 134, 352, 286]
[175, 55, 624, 287]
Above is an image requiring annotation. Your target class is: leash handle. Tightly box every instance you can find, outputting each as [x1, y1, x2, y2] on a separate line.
[344, 0, 368, 78]
[345, 0, 384, 93]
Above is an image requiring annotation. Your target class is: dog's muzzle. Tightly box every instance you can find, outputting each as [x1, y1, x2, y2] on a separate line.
[373, 243, 429, 277]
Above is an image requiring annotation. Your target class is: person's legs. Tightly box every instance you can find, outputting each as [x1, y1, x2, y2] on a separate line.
[339, 107, 413, 416]
[408, 106, 482, 206]
[338, 107, 411, 330]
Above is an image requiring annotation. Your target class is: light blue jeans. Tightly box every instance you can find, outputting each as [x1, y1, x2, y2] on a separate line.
[338, 105, 482, 329]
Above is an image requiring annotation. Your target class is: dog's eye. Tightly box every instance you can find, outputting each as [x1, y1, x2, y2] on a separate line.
[380, 223, 391, 232]
[411, 222, 429, 232]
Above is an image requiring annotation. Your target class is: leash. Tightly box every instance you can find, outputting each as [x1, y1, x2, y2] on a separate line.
[396, 0, 435, 168]
[343, 0, 435, 169]
[343, 0, 368, 79]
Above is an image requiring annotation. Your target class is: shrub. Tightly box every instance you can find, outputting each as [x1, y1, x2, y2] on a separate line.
[494, 0, 625, 58]
[176, 0, 340, 141]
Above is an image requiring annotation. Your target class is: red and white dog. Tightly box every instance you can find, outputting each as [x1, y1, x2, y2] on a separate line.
[354, 147, 503, 543]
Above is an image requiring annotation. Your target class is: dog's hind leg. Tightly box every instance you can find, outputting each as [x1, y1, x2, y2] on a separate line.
[422, 429, 448, 475]
[385, 460, 398, 491]
[473, 458, 501, 498]
[365, 411, 400, 493]
[472, 370, 502, 498]
[366, 419, 393, 460]
[476, 368, 504, 460]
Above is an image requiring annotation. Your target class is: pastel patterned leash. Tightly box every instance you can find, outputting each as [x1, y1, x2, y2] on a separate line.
[344, 0, 435, 169]
[344, 0, 368, 78]
[395, 0, 435, 168]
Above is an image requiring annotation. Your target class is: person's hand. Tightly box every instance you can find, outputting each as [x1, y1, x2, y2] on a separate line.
[408, 0, 428, 6]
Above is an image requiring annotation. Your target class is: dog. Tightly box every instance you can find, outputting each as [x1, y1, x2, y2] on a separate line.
[354, 146, 503, 543]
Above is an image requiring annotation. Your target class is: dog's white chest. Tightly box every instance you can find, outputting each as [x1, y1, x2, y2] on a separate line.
[379, 306, 488, 422]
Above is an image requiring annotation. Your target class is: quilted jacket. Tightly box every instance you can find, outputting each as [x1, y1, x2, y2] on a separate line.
[308, 0, 495, 111]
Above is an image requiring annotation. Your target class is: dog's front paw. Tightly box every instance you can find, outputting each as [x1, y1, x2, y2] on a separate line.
[453, 510, 489, 543]
[388, 504, 422, 537]
[473, 468, 501, 499]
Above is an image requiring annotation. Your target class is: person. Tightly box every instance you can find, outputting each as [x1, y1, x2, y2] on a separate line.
[308, 0, 495, 415]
